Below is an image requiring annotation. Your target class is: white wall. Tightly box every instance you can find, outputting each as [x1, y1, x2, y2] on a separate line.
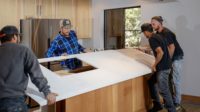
[92, 0, 200, 96]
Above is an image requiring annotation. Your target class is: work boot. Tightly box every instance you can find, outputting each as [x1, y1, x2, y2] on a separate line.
[175, 104, 186, 112]
[148, 101, 163, 112]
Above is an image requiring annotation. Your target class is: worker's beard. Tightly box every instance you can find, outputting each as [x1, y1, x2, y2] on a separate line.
[154, 26, 160, 32]
[61, 31, 70, 37]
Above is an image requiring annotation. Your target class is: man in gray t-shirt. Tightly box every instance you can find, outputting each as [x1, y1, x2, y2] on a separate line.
[0, 25, 57, 112]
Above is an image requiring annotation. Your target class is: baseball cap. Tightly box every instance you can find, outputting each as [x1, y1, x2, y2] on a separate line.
[59, 19, 72, 29]
[141, 23, 153, 32]
[0, 25, 20, 38]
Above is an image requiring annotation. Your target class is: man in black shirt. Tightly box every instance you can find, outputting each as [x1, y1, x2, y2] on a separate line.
[151, 16, 184, 110]
[141, 23, 176, 112]
[0, 26, 57, 112]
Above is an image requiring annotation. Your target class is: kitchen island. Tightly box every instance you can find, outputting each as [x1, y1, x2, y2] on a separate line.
[27, 48, 154, 112]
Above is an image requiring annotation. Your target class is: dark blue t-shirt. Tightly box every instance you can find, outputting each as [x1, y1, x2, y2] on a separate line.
[149, 34, 171, 71]
[157, 27, 184, 61]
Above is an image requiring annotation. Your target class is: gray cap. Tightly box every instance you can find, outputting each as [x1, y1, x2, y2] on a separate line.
[59, 19, 72, 29]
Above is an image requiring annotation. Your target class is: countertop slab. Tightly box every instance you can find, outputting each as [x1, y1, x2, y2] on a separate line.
[26, 48, 154, 106]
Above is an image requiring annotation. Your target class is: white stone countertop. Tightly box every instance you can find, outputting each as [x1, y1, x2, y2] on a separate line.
[26, 48, 154, 106]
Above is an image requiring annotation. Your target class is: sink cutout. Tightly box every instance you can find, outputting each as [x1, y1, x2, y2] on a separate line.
[41, 58, 97, 76]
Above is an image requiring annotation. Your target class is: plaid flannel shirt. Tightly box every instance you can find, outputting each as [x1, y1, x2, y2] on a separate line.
[46, 30, 85, 70]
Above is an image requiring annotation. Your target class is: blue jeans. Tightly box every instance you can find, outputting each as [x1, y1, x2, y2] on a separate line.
[148, 72, 160, 103]
[0, 96, 28, 112]
[172, 59, 183, 105]
[148, 69, 176, 112]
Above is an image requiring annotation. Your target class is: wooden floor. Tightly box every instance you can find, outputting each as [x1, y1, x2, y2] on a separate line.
[181, 102, 200, 112]
[159, 102, 200, 112]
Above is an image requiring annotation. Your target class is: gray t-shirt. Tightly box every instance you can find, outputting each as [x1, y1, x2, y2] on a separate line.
[0, 43, 50, 99]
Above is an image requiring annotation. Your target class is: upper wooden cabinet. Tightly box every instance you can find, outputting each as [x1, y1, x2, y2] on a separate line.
[21, 0, 55, 19]
[0, 0, 92, 38]
[20, 0, 37, 19]
[0, 0, 20, 28]
[75, 0, 92, 38]
[55, 0, 75, 29]
[55, 0, 92, 38]
[55, 0, 74, 19]
[39, 0, 55, 18]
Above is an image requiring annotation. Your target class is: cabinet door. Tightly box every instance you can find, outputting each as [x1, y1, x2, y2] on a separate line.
[40, 0, 55, 18]
[111, 9, 125, 37]
[55, 0, 75, 24]
[75, 0, 92, 38]
[0, 0, 20, 27]
[21, 0, 37, 19]
[104, 9, 125, 49]
[20, 0, 55, 19]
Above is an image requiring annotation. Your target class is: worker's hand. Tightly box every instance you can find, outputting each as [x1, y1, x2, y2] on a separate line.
[151, 64, 157, 72]
[46, 93, 58, 105]
[61, 53, 68, 56]
[84, 48, 93, 53]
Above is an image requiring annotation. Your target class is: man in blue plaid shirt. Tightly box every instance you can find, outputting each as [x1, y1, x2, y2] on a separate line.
[46, 19, 85, 70]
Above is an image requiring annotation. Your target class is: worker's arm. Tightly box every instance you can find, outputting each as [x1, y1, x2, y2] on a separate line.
[166, 32, 176, 59]
[71, 30, 86, 53]
[25, 48, 57, 105]
[152, 47, 164, 72]
[168, 43, 175, 59]
[46, 40, 58, 57]
[78, 44, 86, 53]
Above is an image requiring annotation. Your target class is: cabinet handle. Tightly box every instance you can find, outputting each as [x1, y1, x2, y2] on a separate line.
[39, 5, 42, 17]
[37, 5, 42, 17]
[37, 5, 39, 17]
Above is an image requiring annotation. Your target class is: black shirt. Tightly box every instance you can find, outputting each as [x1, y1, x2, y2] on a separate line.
[157, 27, 184, 61]
[149, 34, 171, 71]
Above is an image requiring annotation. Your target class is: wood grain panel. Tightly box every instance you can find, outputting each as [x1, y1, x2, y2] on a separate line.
[0, 0, 19, 28]
[182, 95, 200, 104]
[21, 0, 37, 19]
[75, 0, 92, 38]
[58, 76, 150, 112]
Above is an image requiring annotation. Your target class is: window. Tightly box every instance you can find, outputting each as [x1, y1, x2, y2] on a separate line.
[125, 7, 141, 48]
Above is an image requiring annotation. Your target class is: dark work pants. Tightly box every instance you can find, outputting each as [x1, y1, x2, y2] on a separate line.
[0, 96, 28, 112]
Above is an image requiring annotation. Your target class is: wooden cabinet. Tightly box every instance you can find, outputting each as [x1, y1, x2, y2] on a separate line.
[54, 0, 75, 29]
[20, 0, 37, 19]
[55, 0, 74, 19]
[104, 9, 125, 49]
[55, 0, 92, 38]
[20, 0, 55, 19]
[0, 0, 20, 28]
[0, 0, 92, 38]
[75, 0, 92, 38]
[39, 0, 55, 18]
[105, 9, 125, 37]
[55, 76, 150, 112]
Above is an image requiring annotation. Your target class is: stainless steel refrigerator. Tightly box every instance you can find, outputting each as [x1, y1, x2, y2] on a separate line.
[20, 19, 62, 58]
